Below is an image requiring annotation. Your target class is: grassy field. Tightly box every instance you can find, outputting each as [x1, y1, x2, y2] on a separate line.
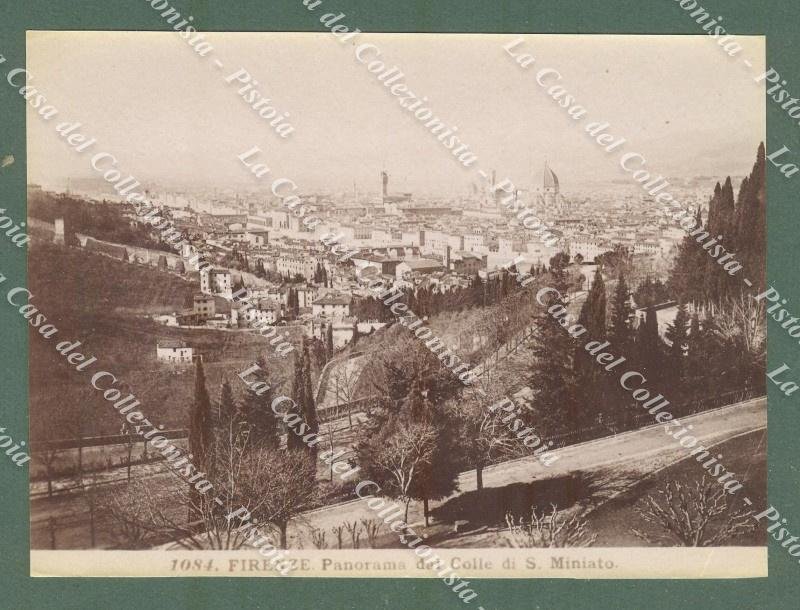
[28, 242, 299, 440]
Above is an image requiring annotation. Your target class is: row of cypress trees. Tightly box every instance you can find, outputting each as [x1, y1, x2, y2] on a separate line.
[669, 143, 766, 304]
[528, 144, 767, 437]
[189, 337, 321, 481]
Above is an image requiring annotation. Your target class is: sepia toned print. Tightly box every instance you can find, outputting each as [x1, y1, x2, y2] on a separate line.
[18, 30, 767, 586]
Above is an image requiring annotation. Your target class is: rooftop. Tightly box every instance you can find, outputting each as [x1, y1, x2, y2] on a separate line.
[401, 259, 443, 270]
[157, 340, 189, 349]
[313, 294, 351, 306]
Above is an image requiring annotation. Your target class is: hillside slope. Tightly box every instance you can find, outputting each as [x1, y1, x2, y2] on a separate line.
[28, 242, 296, 440]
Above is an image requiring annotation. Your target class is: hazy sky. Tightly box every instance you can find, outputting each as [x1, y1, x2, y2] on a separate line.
[27, 31, 765, 195]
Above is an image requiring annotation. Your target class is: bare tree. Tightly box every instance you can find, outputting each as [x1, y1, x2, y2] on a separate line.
[238, 449, 319, 549]
[368, 421, 438, 523]
[344, 520, 361, 549]
[103, 491, 154, 549]
[331, 524, 345, 549]
[713, 296, 766, 389]
[631, 476, 756, 546]
[361, 518, 383, 548]
[332, 361, 362, 429]
[505, 504, 597, 548]
[309, 528, 328, 549]
[107, 437, 317, 551]
[450, 385, 514, 492]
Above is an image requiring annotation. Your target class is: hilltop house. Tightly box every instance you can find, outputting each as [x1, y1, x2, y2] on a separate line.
[200, 267, 232, 298]
[312, 294, 351, 320]
[156, 340, 193, 364]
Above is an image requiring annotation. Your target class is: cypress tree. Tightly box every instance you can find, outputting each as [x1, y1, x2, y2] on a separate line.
[635, 308, 664, 386]
[240, 356, 279, 449]
[574, 267, 608, 425]
[409, 391, 461, 527]
[583, 268, 606, 336]
[668, 144, 765, 307]
[287, 348, 308, 453]
[471, 272, 483, 307]
[574, 267, 606, 372]
[734, 143, 766, 290]
[289, 339, 319, 459]
[706, 182, 723, 239]
[718, 176, 735, 236]
[668, 208, 705, 305]
[529, 273, 579, 434]
[189, 358, 213, 474]
[212, 379, 240, 475]
[326, 323, 334, 361]
[609, 272, 633, 351]
[665, 303, 690, 384]
[702, 176, 737, 302]
[301, 339, 319, 460]
[607, 273, 635, 425]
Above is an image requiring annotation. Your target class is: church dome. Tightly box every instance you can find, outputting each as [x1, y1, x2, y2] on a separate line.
[543, 163, 559, 189]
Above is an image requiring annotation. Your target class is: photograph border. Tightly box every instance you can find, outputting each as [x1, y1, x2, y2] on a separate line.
[1, 1, 797, 608]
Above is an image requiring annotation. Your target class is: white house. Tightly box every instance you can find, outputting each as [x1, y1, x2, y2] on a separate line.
[312, 294, 351, 319]
[200, 267, 232, 298]
[244, 300, 282, 326]
[156, 340, 193, 364]
[297, 286, 316, 309]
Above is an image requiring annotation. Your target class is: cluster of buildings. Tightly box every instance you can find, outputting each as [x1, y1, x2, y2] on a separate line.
[57, 162, 709, 362]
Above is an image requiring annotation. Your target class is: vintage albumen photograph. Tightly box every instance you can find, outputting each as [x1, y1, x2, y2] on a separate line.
[22, 30, 766, 582]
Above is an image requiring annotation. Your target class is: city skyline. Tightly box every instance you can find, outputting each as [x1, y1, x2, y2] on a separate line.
[26, 31, 765, 195]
